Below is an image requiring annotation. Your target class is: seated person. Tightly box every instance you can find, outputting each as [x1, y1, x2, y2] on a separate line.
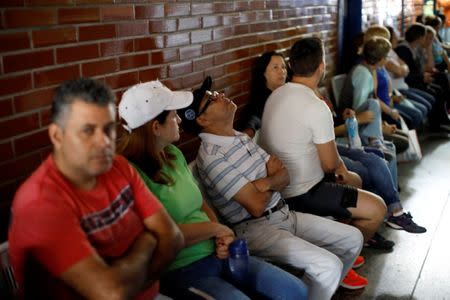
[180, 76, 365, 299]
[260, 37, 387, 245]
[340, 36, 407, 153]
[8, 78, 184, 300]
[241, 51, 288, 138]
[316, 91, 426, 241]
[395, 23, 450, 131]
[365, 25, 426, 130]
[116, 80, 308, 300]
[384, 25, 433, 119]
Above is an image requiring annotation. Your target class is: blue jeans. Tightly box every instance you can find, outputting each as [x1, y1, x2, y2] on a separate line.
[394, 101, 424, 129]
[338, 145, 402, 214]
[399, 88, 434, 113]
[357, 98, 383, 143]
[160, 255, 308, 300]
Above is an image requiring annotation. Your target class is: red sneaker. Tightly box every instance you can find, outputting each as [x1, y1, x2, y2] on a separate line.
[352, 255, 365, 269]
[341, 269, 368, 289]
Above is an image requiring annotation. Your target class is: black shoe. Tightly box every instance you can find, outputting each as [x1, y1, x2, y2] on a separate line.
[364, 232, 395, 251]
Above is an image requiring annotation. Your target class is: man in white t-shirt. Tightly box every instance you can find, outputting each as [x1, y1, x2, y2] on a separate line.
[260, 37, 387, 244]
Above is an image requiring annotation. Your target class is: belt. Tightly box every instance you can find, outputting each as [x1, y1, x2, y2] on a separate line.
[231, 199, 286, 226]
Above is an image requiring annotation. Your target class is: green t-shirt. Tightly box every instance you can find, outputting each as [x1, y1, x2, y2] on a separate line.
[131, 145, 214, 271]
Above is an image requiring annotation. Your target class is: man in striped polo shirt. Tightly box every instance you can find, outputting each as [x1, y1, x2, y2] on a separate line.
[180, 76, 364, 300]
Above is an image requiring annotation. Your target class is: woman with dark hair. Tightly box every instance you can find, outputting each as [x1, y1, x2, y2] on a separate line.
[116, 80, 308, 300]
[242, 51, 288, 138]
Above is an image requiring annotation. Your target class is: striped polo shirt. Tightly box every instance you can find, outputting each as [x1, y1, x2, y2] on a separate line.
[196, 131, 281, 224]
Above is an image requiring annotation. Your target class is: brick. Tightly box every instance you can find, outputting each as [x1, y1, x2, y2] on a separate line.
[32, 27, 77, 47]
[214, 2, 235, 13]
[151, 49, 178, 64]
[14, 129, 51, 156]
[139, 66, 167, 82]
[161, 78, 182, 90]
[134, 36, 164, 51]
[168, 61, 192, 77]
[179, 45, 202, 61]
[101, 6, 134, 21]
[0, 32, 30, 53]
[178, 17, 201, 31]
[222, 14, 240, 26]
[40, 107, 52, 126]
[82, 58, 119, 77]
[191, 29, 212, 44]
[1, 0, 24, 6]
[202, 16, 222, 28]
[79, 24, 116, 41]
[193, 56, 213, 72]
[75, 0, 112, 3]
[25, 0, 73, 5]
[0, 113, 39, 140]
[119, 53, 149, 70]
[14, 88, 54, 113]
[225, 37, 241, 49]
[4, 8, 57, 29]
[181, 72, 204, 89]
[234, 24, 249, 35]
[204, 65, 224, 79]
[203, 41, 225, 55]
[117, 21, 148, 38]
[213, 27, 233, 40]
[3, 49, 54, 73]
[100, 39, 134, 57]
[0, 152, 41, 183]
[0, 99, 13, 118]
[149, 19, 176, 33]
[105, 71, 138, 89]
[0, 142, 13, 163]
[57, 44, 99, 64]
[165, 2, 190, 17]
[34, 65, 80, 88]
[135, 4, 164, 19]
[165, 33, 190, 48]
[191, 3, 214, 15]
[58, 7, 100, 24]
[0, 73, 32, 97]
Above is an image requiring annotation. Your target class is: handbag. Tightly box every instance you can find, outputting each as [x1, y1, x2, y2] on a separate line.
[397, 118, 422, 162]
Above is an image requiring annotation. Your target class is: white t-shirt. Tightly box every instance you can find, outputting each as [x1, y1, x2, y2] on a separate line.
[259, 82, 335, 198]
[387, 49, 409, 90]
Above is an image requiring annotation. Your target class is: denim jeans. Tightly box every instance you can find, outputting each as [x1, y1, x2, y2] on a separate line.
[399, 88, 434, 113]
[160, 254, 308, 300]
[357, 98, 383, 143]
[338, 145, 402, 214]
[395, 101, 424, 129]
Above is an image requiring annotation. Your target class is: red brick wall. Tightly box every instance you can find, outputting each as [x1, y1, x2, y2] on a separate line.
[0, 0, 419, 241]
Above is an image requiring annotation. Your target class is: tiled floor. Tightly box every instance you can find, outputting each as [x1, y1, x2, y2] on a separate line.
[334, 132, 450, 300]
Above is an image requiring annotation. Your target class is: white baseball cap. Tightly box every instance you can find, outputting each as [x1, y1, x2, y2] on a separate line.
[118, 80, 193, 132]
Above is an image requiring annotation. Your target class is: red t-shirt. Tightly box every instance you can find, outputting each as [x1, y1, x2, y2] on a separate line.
[8, 155, 162, 299]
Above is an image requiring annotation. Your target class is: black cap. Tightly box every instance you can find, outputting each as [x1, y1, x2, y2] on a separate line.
[179, 76, 212, 135]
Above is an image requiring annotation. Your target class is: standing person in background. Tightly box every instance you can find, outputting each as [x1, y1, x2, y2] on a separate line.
[117, 80, 308, 300]
[8, 78, 184, 300]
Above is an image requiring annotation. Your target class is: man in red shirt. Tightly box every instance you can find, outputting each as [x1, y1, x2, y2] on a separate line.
[8, 78, 184, 300]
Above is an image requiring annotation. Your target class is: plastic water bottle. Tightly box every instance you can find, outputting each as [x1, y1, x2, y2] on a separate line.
[228, 239, 249, 284]
[345, 116, 362, 149]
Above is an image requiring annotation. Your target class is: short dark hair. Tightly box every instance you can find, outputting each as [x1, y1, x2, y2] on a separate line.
[363, 37, 391, 65]
[289, 37, 324, 77]
[405, 24, 426, 43]
[52, 78, 115, 125]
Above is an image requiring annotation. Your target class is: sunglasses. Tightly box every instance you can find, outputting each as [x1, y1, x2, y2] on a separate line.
[197, 90, 220, 117]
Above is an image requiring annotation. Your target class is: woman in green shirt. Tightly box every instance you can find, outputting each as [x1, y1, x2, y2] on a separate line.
[116, 81, 308, 300]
